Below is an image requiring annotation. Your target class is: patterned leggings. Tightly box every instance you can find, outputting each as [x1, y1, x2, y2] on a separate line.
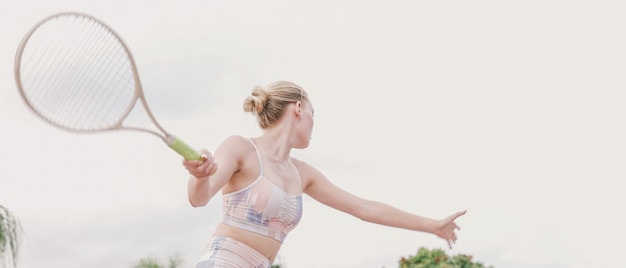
[195, 236, 272, 268]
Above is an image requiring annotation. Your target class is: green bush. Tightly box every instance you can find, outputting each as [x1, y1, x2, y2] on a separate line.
[133, 254, 183, 268]
[0, 205, 22, 268]
[399, 247, 493, 268]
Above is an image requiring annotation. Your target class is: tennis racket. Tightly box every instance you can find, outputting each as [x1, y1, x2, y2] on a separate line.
[14, 12, 202, 161]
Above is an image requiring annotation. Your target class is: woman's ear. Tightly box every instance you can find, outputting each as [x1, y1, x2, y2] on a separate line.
[295, 101, 302, 114]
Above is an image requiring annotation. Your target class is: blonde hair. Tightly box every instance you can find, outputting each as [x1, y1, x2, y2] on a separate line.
[243, 81, 309, 129]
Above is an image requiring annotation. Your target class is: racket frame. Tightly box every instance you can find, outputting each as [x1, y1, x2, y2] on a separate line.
[14, 12, 201, 160]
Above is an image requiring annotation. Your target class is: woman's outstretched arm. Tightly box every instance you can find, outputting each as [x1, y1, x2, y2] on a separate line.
[295, 158, 466, 249]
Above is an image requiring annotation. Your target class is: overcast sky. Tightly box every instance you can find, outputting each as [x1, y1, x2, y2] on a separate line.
[1, 1, 625, 268]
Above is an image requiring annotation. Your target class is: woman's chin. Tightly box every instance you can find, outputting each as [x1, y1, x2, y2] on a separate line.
[295, 139, 310, 149]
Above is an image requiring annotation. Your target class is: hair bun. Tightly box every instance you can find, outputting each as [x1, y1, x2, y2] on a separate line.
[243, 85, 269, 115]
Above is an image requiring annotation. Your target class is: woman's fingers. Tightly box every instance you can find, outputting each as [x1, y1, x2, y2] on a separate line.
[452, 210, 467, 220]
[181, 148, 217, 178]
[437, 212, 466, 249]
[205, 161, 216, 173]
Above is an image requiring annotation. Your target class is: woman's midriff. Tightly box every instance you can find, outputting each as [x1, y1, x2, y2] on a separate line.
[213, 223, 282, 263]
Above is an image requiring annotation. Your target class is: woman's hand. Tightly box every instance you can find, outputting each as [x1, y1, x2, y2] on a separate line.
[182, 148, 218, 179]
[433, 210, 467, 249]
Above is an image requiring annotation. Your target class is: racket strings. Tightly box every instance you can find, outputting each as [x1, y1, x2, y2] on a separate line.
[36, 18, 110, 126]
[53, 18, 112, 123]
[18, 14, 137, 131]
[23, 16, 97, 119]
[55, 17, 135, 129]
[62, 25, 130, 127]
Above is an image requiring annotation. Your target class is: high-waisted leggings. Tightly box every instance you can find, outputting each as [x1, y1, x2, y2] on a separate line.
[195, 236, 272, 268]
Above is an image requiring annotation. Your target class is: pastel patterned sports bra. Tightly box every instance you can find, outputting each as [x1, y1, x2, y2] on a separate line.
[220, 138, 303, 243]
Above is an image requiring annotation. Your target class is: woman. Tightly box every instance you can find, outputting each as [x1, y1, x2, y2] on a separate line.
[183, 81, 466, 268]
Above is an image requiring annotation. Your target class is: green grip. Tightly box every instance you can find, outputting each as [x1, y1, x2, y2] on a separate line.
[166, 136, 201, 160]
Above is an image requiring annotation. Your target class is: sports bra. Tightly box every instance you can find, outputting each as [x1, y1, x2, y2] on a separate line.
[220, 138, 303, 243]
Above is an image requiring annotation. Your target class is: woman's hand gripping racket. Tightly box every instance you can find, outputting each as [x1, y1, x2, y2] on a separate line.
[14, 12, 204, 162]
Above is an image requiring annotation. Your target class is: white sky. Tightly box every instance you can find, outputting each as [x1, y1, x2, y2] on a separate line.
[1, 1, 625, 268]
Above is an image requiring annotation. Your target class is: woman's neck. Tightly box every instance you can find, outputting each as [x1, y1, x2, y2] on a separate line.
[254, 127, 294, 162]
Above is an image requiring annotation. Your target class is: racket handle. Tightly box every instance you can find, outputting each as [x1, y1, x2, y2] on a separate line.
[165, 136, 202, 160]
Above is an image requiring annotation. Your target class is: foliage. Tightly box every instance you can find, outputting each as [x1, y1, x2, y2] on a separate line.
[133, 254, 183, 268]
[0, 205, 22, 268]
[399, 247, 493, 268]
[271, 254, 285, 268]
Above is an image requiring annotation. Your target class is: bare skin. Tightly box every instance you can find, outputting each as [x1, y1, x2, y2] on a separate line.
[184, 100, 466, 262]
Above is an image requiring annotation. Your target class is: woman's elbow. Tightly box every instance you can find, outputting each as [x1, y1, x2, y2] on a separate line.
[353, 203, 375, 222]
[188, 197, 209, 207]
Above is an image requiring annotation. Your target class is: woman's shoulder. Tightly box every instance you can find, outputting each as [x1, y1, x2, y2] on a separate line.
[290, 157, 319, 175]
[290, 157, 326, 189]
[216, 134, 254, 154]
[290, 157, 308, 167]
[222, 134, 249, 144]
